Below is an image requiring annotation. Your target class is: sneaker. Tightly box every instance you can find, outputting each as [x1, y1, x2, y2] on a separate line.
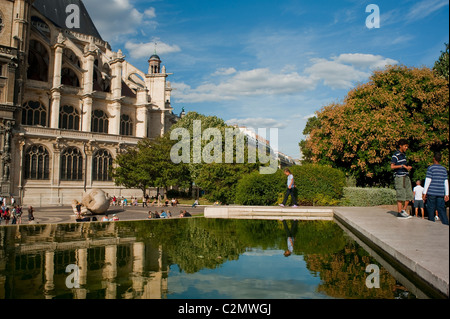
[279, 204, 285, 207]
[435, 216, 440, 221]
[292, 205, 299, 208]
[397, 211, 412, 219]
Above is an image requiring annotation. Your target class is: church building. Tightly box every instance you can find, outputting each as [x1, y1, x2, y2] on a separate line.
[0, 0, 179, 205]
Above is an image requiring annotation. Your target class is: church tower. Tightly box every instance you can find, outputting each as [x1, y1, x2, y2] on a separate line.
[148, 54, 161, 74]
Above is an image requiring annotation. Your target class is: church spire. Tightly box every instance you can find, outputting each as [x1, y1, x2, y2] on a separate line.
[148, 42, 162, 74]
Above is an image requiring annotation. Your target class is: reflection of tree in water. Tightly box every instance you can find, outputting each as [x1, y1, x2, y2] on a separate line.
[165, 219, 247, 273]
[4, 219, 413, 299]
[120, 219, 413, 298]
[304, 245, 403, 299]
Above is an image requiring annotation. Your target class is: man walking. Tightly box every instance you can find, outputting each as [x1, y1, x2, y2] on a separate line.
[391, 139, 413, 219]
[423, 152, 449, 225]
[279, 168, 298, 208]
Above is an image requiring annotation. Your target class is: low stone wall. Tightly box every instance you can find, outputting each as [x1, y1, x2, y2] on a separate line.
[204, 206, 334, 220]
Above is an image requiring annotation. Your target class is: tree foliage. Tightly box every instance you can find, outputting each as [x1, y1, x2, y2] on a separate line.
[112, 136, 191, 195]
[434, 43, 449, 81]
[170, 111, 260, 203]
[300, 65, 449, 186]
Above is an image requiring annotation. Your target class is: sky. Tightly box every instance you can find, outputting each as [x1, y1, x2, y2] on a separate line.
[83, 0, 449, 159]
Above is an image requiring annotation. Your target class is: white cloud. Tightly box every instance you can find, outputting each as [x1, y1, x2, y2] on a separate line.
[212, 67, 237, 76]
[125, 40, 181, 59]
[305, 53, 398, 89]
[305, 58, 369, 89]
[144, 7, 157, 19]
[406, 0, 449, 22]
[303, 113, 316, 120]
[334, 53, 398, 70]
[226, 118, 288, 129]
[83, 0, 157, 43]
[172, 68, 316, 103]
[173, 53, 397, 101]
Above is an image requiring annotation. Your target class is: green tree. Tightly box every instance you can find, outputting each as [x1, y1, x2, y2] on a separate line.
[300, 65, 449, 186]
[112, 136, 191, 196]
[197, 163, 256, 204]
[112, 144, 154, 196]
[433, 43, 449, 81]
[169, 111, 260, 203]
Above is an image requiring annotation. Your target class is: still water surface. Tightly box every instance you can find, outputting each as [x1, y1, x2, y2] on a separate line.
[0, 218, 416, 299]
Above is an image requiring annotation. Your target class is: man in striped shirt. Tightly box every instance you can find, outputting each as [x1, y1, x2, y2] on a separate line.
[423, 152, 449, 225]
[391, 139, 413, 219]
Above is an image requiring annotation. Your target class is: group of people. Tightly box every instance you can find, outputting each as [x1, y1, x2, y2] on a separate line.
[100, 214, 119, 222]
[278, 139, 448, 226]
[148, 210, 172, 219]
[111, 195, 181, 208]
[391, 139, 448, 225]
[0, 203, 34, 225]
[111, 195, 133, 207]
[147, 209, 192, 219]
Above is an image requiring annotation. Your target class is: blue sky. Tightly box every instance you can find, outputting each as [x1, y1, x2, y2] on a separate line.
[83, 0, 449, 159]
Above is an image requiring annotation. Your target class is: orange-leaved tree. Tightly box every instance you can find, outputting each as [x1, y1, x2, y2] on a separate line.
[300, 65, 449, 187]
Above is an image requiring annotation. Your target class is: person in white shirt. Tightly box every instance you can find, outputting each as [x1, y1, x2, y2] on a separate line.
[279, 168, 298, 207]
[413, 180, 425, 219]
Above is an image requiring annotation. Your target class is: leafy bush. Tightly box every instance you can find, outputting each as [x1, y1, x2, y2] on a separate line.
[341, 187, 396, 206]
[235, 170, 285, 205]
[235, 164, 346, 206]
[289, 164, 346, 206]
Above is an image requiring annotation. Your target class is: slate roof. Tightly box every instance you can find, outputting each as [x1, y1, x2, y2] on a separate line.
[32, 0, 103, 40]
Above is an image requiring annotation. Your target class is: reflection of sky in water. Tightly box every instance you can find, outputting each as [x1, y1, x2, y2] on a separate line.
[167, 249, 333, 299]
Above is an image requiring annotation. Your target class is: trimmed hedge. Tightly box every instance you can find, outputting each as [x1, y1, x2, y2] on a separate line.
[341, 187, 396, 207]
[235, 164, 346, 206]
[288, 164, 346, 206]
[235, 170, 285, 206]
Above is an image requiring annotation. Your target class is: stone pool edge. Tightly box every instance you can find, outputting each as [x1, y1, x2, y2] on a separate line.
[204, 205, 449, 298]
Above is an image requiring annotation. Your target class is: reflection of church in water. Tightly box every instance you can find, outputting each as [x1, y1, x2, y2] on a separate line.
[0, 0, 180, 206]
[0, 224, 170, 299]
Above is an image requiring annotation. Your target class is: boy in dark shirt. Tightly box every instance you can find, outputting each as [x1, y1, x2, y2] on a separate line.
[391, 139, 413, 219]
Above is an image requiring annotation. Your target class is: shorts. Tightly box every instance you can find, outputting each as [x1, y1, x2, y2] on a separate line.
[394, 175, 413, 202]
[414, 200, 424, 209]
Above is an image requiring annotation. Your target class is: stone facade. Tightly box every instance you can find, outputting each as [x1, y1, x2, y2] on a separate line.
[0, 0, 179, 206]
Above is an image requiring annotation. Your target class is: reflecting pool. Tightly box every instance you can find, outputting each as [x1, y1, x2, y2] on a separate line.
[0, 219, 418, 299]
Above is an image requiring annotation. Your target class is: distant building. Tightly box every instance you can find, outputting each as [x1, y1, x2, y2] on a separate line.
[233, 126, 297, 169]
[276, 151, 296, 168]
[0, 0, 179, 205]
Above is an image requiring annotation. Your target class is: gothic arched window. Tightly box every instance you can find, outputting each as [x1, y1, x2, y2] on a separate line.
[92, 149, 113, 181]
[64, 48, 81, 68]
[22, 101, 47, 126]
[27, 40, 49, 82]
[60, 147, 83, 181]
[120, 114, 133, 136]
[91, 110, 109, 133]
[59, 105, 80, 130]
[61, 68, 80, 87]
[24, 145, 50, 180]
